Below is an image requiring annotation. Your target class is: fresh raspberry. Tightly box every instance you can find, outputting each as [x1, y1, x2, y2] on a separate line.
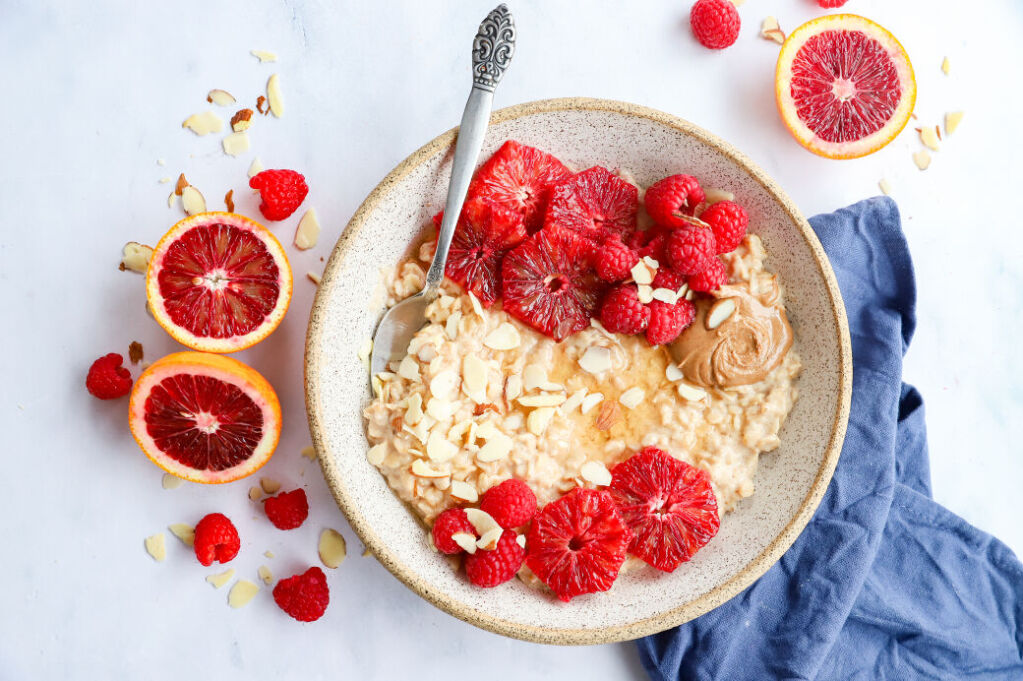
[479, 479, 538, 529]
[644, 175, 705, 229]
[816, 0, 848, 7]
[690, 0, 741, 50]
[646, 299, 696, 346]
[667, 225, 717, 275]
[432, 508, 478, 555]
[263, 488, 309, 530]
[85, 353, 132, 399]
[464, 530, 526, 588]
[637, 232, 669, 264]
[273, 567, 330, 622]
[595, 235, 640, 283]
[687, 257, 728, 292]
[193, 513, 240, 567]
[652, 268, 686, 292]
[600, 285, 650, 335]
[525, 488, 633, 602]
[700, 201, 748, 253]
[608, 447, 720, 572]
[248, 169, 309, 221]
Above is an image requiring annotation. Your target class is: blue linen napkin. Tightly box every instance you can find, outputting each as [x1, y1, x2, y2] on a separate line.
[637, 197, 1023, 681]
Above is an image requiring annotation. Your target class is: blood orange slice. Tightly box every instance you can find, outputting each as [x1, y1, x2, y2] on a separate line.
[129, 351, 281, 483]
[146, 212, 292, 353]
[776, 15, 916, 159]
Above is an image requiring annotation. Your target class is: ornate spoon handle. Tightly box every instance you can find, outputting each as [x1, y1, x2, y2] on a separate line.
[424, 4, 516, 295]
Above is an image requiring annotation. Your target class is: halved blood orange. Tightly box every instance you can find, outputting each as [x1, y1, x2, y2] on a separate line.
[776, 15, 916, 159]
[129, 351, 281, 483]
[146, 212, 292, 353]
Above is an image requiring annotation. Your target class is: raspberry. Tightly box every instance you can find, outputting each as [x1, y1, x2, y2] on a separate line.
[652, 268, 686, 292]
[432, 508, 477, 554]
[85, 353, 133, 400]
[687, 257, 728, 292]
[248, 169, 308, 221]
[700, 201, 748, 253]
[690, 0, 741, 50]
[816, 0, 847, 7]
[479, 479, 538, 529]
[637, 232, 669, 264]
[644, 175, 705, 229]
[273, 567, 330, 622]
[646, 299, 696, 346]
[667, 225, 717, 275]
[263, 488, 309, 530]
[595, 235, 640, 283]
[193, 513, 240, 567]
[464, 530, 526, 588]
[599, 285, 650, 335]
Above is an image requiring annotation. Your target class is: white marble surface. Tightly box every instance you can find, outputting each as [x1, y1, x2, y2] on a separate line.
[1, 0, 1020, 678]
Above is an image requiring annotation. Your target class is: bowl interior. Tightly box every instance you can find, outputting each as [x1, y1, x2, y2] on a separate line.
[305, 99, 850, 644]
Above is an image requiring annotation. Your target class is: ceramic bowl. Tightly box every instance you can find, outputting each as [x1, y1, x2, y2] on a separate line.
[305, 98, 851, 645]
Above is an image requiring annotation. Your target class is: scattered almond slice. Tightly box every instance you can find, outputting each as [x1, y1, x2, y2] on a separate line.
[912, 149, 932, 171]
[595, 401, 621, 431]
[165, 523, 194, 548]
[357, 339, 373, 371]
[630, 261, 654, 285]
[464, 508, 501, 536]
[665, 363, 685, 382]
[174, 174, 189, 195]
[426, 397, 455, 421]
[945, 111, 964, 136]
[128, 341, 144, 364]
[182, 111, 224, 136]
[260, 477, 281, 494]
[397, 355, 420, 380]
[445, 310, 462, 340]
[580, 392, 604, 414]
[161, 472, 183, 489]
[144, 533, 166, 562]
[228, 580, 259, 608]
[181, 185, 206, 215]
[450, 480, 479, 503]
[258, 565, 274, 585]
[266, 74, 284, 118]
[248, 157, 265, 178]
[637, 285, 654, 304]
[222, 131, 250, 157]
[231, 108, 254, 132]
[251, 49, 278, 63]
[516, 534, 526, 549]
[919, 126, 940, 152]
[941, 56, 950, 75]
[411, 459, 448, 478]
[426, 430, 458, 462]
[462, 355, 488, 399]
[429, 370, 460, 401]
[526, 407, 556, 436]
[158, 177, 171, 184]
[879, 178, 893, 196]
[119, 242, 153, 273]
[760, 16, 785, 44]
[248, 485, 263, 501]
[367, 443, 386, 466]
[522, 364, 546, 391]
[580, 461, 612, 486]
[561, 388, 587, 414]
[168, 192, 177, 209]
[319, 528, 347, 568]
[578, 346, 612, 374]
[483, 323, 521, 350]
[517, 393, 566, 408]
[619, 387, 644, 409]
[476, 527, 503, 551]
[652, 287, 677, 304]
[404, 393, 424, 425]
[207, 89, 236, 106]
[264, 550, 275, 559]
[505, 374, 523, 401]
[476, 434, 513, 462]
[706, 298, 737, 329]
[641, 255, 659, 272]
[206, 569, 235, 589]
[451, 532, 478, 554]
[703, 188, 734, 205]
[677, 382, 707, 402]
[307, 271, 322, 286]
[294, 209, 320, 250]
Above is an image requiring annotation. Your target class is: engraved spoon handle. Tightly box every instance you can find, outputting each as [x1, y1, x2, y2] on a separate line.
[424, 4, 516, 295]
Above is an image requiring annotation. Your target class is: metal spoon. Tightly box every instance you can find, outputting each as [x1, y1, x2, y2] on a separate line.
[370, 4, 516, 378]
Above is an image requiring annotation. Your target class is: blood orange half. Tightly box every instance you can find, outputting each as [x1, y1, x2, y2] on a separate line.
[776, 14, 916, 159]
[146, 212, 292, 353]
[129, 352, 281, 483]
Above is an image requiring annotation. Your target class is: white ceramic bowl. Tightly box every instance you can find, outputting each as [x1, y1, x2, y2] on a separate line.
[305, 98, 851, 645]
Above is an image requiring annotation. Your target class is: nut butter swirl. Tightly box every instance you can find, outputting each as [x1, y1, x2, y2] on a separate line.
[670, 281, 793, 388]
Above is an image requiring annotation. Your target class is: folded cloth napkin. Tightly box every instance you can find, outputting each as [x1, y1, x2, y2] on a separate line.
[637, 197, 1023, 681]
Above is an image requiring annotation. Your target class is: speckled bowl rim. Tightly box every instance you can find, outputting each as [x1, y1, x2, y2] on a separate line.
[305, 97, 852, 645]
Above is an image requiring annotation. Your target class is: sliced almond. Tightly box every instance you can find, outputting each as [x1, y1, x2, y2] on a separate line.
[251, 49, 278, 62]
[467, 291, 484, 318]
[526, 407, 556, 436]
[578, 346, 612, 374]
[357, 338, 373, 368]
[919, 126, 940, 152]
[707, 298, 737, 329]
[182, 111, 223, 136]
[264, 550, 275, 558]
[464, 508, 501, 536]
[445, 310, 462, 340]
[652, 287, 677, 304]
[641, 255, 660, 272]
[517, 393, 566, 408]
[228, 580, 259, 608]
[878, 178, 893, 196]
[462, 355, 488, 399]
[429, 370, 459, 401]
[161, 473, 183, 490]
[258, 565, 274, 585]
[168, 523, 195, 547]
[561, 388, 587, 414]
[301, 445, 317, 460]
[397, 355, 420, 380]
[476, 527, 503, 551]
[516, 534, 526, 549]
[637, 285, 654, 304]
[294, 209, 320, 250]
[945, 111, 964, 135]
[425, 397, 454, 421]
[248, 157, 264, 178]
[760, 16, 785, 44]
[144, 533, 166, 562]
[411, 459, 448, 478]
[367, 443, 386, 466]
[159, 177, 171, 184]
[426, 429, 458, 462]
[206, 568, 235, 589]
[222, 131, 250, 157]
[619, 387, 644, 409]
[913, 149, 932, 171]
[449, 480, 479, 503]
[451, 532, 477, 554]
[207, 89, 236, 106]
[319, 528, 347, 568]
[175, 173, 189, 196]
[580, 461, 612, 486]
[580, 392, 604, 414]
[476, 434, 513, 462]
[630, 261, 654, 285]
[181, 185, 206, 215]
[677, 381, 707, 402]
[665, 363, 685, 382]
[231, 108, 254, 132]
[483, 323, 521, 350]
[307, 271, 322, 286]
[704, 188, 735, 205]
[941, 56, 950, 75]
[522, 364, 546, 391]
[595, 400, 621, 431]
[504, 374, 523, 401]
[248, 485, 263, 501]
[260, 477, 281, 494]
[120, 242, 153, 273]
[266, 74, 284, 118]
[404, 393, 424, 425]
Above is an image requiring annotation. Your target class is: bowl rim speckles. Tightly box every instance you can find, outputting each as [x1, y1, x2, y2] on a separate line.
[305, 98, 852, 645]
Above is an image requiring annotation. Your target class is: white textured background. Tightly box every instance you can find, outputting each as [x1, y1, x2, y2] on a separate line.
[1, 1, 1019, 679]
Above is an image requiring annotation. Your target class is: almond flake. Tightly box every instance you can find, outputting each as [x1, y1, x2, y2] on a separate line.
[619, 387, 644, 409]
[462, 355, 488, 400]
[266, 74, 284, 118]
[517, 393, 566, 408]
[630, 261, 654, 285]
[677, 382, 707, 402]
[595, 400, 621, 431]
[168, 523, 195, 547]
[161, 472, 183, 489]
[426, 397, 454, 421]
[175, 173, 189, 195]
[464, 508, 501, 536]
[358, 338, 373, 368]
[307, 271, 321, 285]
[319, 528, 347, 568]
[231, 108, 253, 132]
[641, 256, 660, 272]
[158, 177, 171, 183]
[447, 419, 471, 442]
[760, 17, 785, 44]
[426, 429, 458, 462]
[449, 480, 479, 503]
[913, 149, 932, 171]
[264, 550, 275, 558]
[707, 298, 737, 329]
[483, 323, 521, 350]
[505, 374, 523, 401]
[467, 292, 484, 318]
[301, 445, 317, 460]
[367, 443, 386, 466]
[404, 393, 424, 425]
[228, 580, 259, 608]
[248, 486, 263, 501]
[248, 157, 264, 178]
[251, 49, 278, 62]
[561, 388, 587, 414]
[120, 242, 153, 273]
[144, 533, 166, 562]
[445, 310, 462, 339]
[397, 355, 420, 380]
[476, 527, 503, 551]
[181, 185, 206, 215]
[222, 131, 250, 157]
[516, 534, 526, 549]
[941, 56, 950, 75]
[526, 407, 556, 436]
[879, 178, 893, 196]
[578, 346, 612, 374]
[451, 532, 477, 554]
[580, 392, 604, 414]
[206, 568, 235, 589]
[652, 287, 677, 304]
[665, 364, 685, 382]
[207, 89, 236, 106]
[945, 111, 964, 135]
[429, 370, 459, 401]
[919, 126, 940, 152]
[258, 565, 274, 585]
[523, 364, 546, 391]
[580, 461, 612, 486]
[476, 434, 513, 462]
[686, 289, 695, 301]
[260, 477, 281, 494]
[294, 209, 320, 250]
[182, 111, 224, 136]
[704, 188, 735, 205]
[411, 459, 448, 478]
